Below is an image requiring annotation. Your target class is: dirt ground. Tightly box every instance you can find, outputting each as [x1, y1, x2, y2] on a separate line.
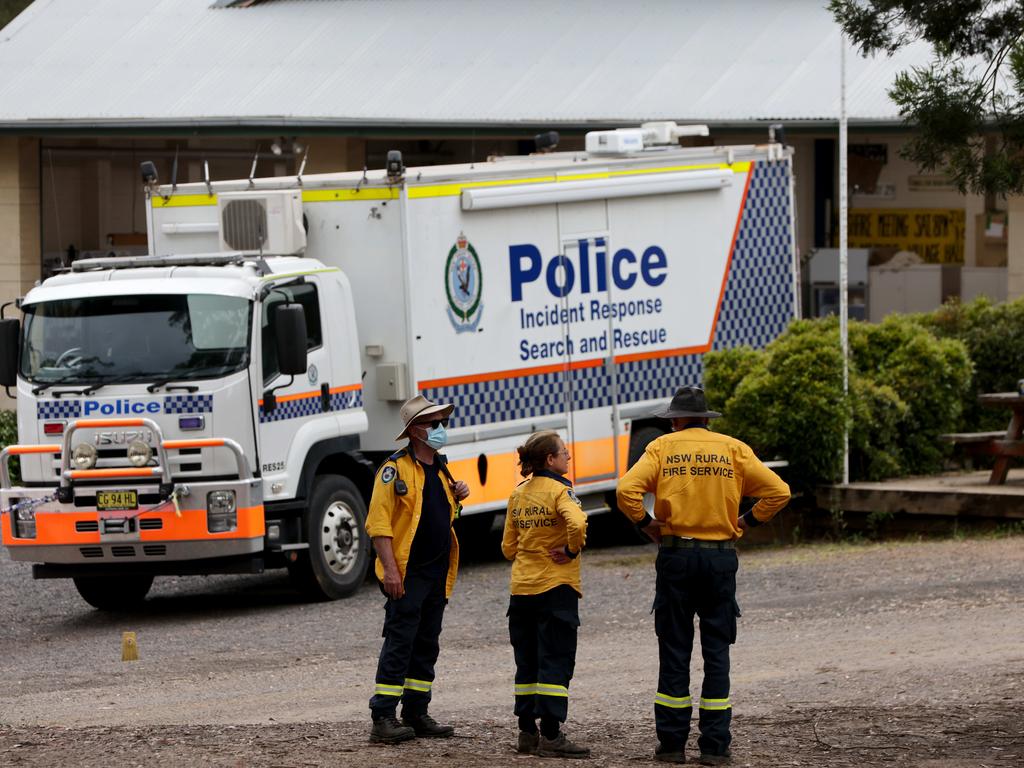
[0, 534, 1021, 767]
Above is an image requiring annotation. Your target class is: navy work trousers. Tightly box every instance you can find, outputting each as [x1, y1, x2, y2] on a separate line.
[508, 584, 580, 728]
[653, 545, 740, 757]
[369, 568, 447, 719]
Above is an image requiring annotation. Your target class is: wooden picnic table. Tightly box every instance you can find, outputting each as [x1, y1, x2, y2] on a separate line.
[977, 392, 1024, 484]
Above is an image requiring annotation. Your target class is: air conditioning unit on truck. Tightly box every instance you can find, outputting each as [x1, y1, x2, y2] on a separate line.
[0, 122, 797, 610]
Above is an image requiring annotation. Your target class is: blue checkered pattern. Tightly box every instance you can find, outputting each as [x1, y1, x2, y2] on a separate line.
[163, 394, 214, 414]
[428, 160, 795, 428]
[36, 400, 82, 420]
[712, 161, 794, 351]
[259, 387, 364, 424]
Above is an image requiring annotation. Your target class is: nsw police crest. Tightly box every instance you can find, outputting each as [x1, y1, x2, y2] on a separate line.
[445, 232, 483, 333]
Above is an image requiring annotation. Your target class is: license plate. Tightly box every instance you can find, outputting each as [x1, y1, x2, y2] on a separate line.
[96, 490, 138, 512]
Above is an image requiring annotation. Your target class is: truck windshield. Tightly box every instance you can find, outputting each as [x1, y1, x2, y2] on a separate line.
[20, 294, 252, 385]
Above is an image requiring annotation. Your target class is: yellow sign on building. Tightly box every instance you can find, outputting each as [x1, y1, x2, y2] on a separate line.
[848, 208, 965, 263]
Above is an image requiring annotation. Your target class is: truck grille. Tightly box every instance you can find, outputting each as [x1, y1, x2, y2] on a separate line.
[76, 520, 99, 532]
[111, 545, 136, 558]
[143, 544, 167, 556]
[79, 547, 103, 558]
[139, 518, 163, 530]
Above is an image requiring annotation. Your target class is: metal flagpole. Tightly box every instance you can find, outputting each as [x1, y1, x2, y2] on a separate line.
[839, 34, 850, 485]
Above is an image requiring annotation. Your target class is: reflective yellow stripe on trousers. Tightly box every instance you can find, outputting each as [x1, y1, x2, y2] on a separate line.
[654, 692, 693, 709]
[536, 683, 569, 698]
[375, 683, 404, 697]
[404, 677, 432, 693]
[699, 697, 731, 710]
[515, 683, 537, 696]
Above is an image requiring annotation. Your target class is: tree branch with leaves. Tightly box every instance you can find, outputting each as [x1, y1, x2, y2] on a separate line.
[830, 0, 1024, 195]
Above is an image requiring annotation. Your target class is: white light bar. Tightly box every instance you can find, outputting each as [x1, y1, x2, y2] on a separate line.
[461, 169, 732, 211]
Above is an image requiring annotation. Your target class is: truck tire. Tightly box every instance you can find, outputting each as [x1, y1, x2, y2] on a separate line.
[629, 425, 666, 467]
[290, 475, 370, 601]
[72, 575, 154, 611]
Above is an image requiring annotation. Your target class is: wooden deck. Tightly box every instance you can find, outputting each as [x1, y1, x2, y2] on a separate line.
[817, 469, 1024, 519]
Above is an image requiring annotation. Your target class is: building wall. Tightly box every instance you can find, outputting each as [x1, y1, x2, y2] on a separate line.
[0, 136, 40, 409]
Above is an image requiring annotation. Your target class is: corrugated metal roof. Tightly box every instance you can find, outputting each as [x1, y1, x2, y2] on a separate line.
[0, 0, 937, 129]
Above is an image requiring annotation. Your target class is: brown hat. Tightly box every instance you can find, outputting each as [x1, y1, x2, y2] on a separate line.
[652, 386, 722, 419]
[395, 394, 455, 441]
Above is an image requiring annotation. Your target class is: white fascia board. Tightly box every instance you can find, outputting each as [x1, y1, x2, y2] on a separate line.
[461, 169, 733, 211]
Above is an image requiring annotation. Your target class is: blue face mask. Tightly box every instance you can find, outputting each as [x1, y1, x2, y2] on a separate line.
[425, 424, 448, 450]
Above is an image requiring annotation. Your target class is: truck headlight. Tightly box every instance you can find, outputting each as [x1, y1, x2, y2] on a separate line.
[13, 502, 36, 539]
[206, 490, 237, 533]
[127, 440, 152, 468]
[71, 444, 98, 470]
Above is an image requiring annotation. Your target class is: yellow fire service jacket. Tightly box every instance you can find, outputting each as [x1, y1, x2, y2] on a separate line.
[616, 427, 790, 540]
[365, 449, 460, 598]
[502, 470, 588, 597]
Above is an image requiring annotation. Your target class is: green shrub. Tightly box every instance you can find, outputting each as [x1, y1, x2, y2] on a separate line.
[922, 297, 1024, 430]
[0, 409, 18, 484]
[705, 313, 971, 490]
[707, 319, 847, 489]
[851, 315, 972, 475]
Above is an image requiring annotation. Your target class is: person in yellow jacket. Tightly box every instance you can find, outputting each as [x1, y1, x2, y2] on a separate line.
[365, 395, 470, 745]
[502, 430, 590, 759]
[616, 386, 790, 766]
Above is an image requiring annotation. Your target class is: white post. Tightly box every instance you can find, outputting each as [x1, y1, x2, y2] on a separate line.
[839, 34, 850, 485]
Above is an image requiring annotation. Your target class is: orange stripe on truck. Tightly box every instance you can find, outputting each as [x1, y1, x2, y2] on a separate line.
[163, 439, 225, 450]
[257, 382, 361, 406]
[72, 418, 148, 428]
[68, 468, 163, 480]
[446, 434, 629, 507]
[2, 511, 101, 546]
[1, 505, 265, 547]
[5, 444, 61, 455]
[139, 505, 265, 541]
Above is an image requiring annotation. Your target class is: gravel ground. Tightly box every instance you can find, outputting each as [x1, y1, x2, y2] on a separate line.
[0, 527, 1021, 767]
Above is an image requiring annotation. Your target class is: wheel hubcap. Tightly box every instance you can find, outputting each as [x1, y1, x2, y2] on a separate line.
[321, 500, 361, 576]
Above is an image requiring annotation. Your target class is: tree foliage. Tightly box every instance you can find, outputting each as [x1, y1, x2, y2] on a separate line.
[704, 315, 972, 491]
[830, 0, 1024, 195]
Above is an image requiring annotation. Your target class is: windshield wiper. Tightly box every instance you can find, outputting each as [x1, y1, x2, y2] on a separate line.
[80, 372, 187, 395]
[146, 381, 200, 393]
[32, 371, 99, 396]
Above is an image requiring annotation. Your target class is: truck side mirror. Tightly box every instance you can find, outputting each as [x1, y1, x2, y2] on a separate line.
[0, 319, 20, 388]
[275, 304, 308, 376]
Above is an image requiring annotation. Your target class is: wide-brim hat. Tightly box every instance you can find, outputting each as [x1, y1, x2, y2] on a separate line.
[395, 394, 455, 440]
[652, 386, 722, 420]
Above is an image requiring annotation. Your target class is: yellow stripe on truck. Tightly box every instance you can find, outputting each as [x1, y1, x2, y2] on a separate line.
[149, 163, 753, 208]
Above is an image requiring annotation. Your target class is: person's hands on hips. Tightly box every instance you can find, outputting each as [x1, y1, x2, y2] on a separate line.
[452, 480, 470, 501]
[548, 547, 572, 565]
[643, 519, 665, 545]
[383, 565, 405, 599]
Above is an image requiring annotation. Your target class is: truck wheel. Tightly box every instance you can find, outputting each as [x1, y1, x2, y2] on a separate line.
[629, 425, 666, 467]
[291, 475, 370, 601]
[72, 575, 154, 611]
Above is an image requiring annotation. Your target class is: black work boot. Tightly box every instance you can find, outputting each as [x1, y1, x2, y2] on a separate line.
[654, 743, 686, 764]
[537, 731, 590, 758]
[517, 730, 540, 754]
[369, 714, 415, 744]
[401, 712, 455, 737]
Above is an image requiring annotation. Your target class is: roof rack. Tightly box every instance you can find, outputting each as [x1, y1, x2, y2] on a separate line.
[71, 252, 254, 273]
